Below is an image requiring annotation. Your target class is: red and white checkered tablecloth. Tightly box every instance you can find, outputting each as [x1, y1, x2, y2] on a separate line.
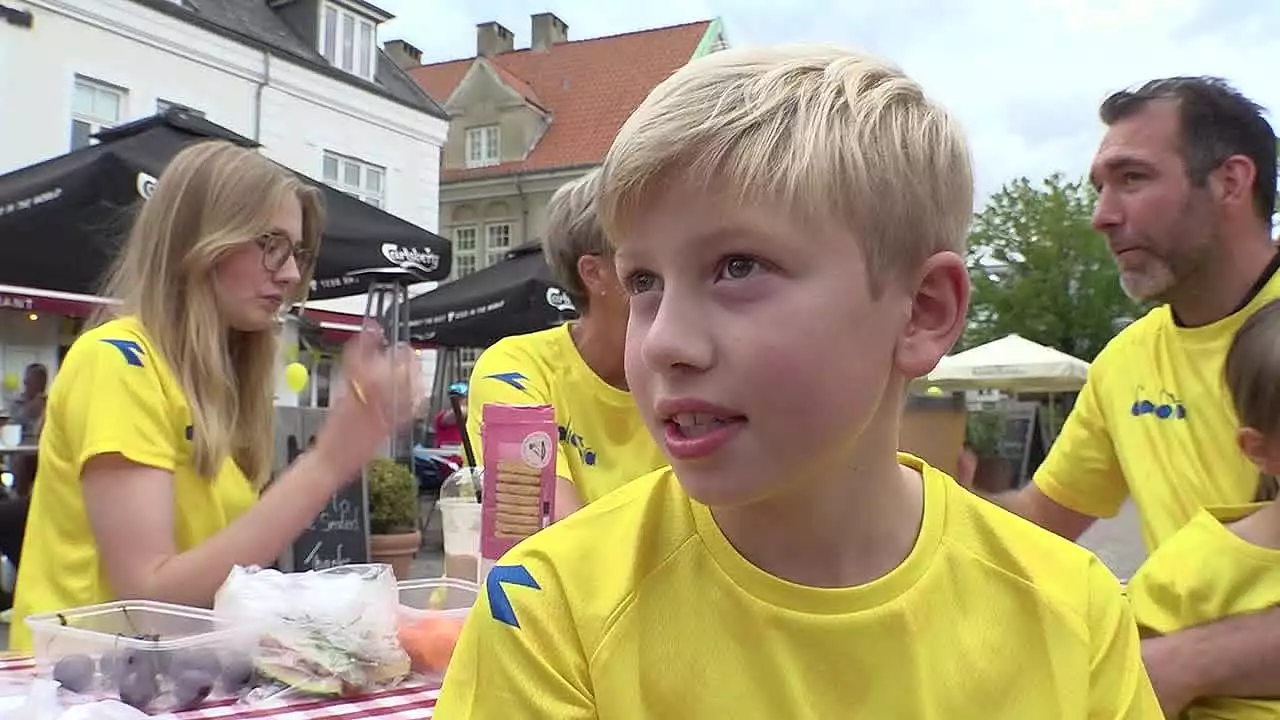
[0, 655, 438, 718]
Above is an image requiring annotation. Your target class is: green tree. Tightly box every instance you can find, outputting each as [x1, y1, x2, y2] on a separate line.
[963, 173, 1144, 362]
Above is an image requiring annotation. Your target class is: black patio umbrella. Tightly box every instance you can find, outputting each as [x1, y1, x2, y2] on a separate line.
[0, 108, 450, 300]
[403, 241, 577, 348]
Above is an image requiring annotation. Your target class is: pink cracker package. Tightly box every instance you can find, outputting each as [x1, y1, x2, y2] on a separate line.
[479, 403, 557, 561]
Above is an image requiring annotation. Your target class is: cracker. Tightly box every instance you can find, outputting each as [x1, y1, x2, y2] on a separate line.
[495, 520, 541, 536]
[496, 460, 542, 477]
[496, 472, 541, 488]
[496, 509, 540, 525]
[495, 491, 541, 508]
[494, 482, 541, 497]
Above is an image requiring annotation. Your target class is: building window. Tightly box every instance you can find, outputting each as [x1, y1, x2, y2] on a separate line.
[460, 347, 481, 375]
[319, 2, 377, 81]
[71, 76, 125, 150]
[453, 226, 478, 277]
[156, 99, 205, 117]
[485, 223, 512, 266]
[322, 151, 385, 208]
[465, 126, 500, 168]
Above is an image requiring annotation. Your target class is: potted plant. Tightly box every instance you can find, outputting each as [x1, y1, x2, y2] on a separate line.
[966, 409, 1014, 492]
[368, 457, 420, 580]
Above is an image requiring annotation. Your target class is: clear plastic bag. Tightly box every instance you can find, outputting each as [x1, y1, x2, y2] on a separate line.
[213, 564, 411, 701]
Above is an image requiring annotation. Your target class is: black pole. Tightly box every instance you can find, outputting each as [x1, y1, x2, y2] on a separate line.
[449, 387, 477, 469]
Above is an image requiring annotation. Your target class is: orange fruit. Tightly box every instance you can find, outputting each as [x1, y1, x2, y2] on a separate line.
[399, 615, 466, 673]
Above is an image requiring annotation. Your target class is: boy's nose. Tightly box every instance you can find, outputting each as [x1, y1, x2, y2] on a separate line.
[640, 296, 715, 375]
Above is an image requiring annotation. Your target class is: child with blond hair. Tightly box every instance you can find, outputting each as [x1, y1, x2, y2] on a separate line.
[435, 45, 1159, 718]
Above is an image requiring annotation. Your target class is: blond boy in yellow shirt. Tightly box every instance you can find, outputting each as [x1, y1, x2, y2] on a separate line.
[435, 45, 1160, 719]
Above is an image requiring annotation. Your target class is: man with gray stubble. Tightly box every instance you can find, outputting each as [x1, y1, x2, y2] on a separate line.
[970, 76, 1280, 716]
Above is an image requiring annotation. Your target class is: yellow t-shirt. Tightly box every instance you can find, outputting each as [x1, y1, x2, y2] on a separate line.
[1127, 503, 1280, 720]
[465, 323, 667, 505]
[10, 317, 258, 652]
[435, 454, 1160, 719]
[1034, 269, 1280, 550]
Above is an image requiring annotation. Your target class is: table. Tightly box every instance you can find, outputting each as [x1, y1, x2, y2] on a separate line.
[0, 655, 439, 718]
[0, 445, 36, 455]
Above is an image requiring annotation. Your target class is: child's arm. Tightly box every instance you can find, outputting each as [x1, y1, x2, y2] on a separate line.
[1142, 607, 1280, 716]
[1085, 559, 1164, 718]
[434, 558, 595, 719]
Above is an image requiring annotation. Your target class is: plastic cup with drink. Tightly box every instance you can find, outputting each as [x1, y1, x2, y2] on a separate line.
[438, 466, 483, 585]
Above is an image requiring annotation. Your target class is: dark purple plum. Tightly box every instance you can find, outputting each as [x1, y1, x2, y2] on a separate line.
[169, 647, 221, 680]
[52, 654, 95, 693]
[172, 670, 215, 710]
[118, 669, 158, 710]
[98, 651, 120, 680]
[149, 648, 173, 673]
[219, 652, 256, 694]
[116, 647, 165, 678]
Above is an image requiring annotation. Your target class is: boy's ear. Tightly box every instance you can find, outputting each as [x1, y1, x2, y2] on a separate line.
[1238, 426, 1280, 477]
[895, 251, 969, 380]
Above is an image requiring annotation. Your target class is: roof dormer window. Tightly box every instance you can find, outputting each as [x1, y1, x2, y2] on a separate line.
[319, 1, 379, 81]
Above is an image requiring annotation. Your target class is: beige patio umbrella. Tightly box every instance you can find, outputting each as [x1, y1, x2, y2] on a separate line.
[922, 334, 1089, 394]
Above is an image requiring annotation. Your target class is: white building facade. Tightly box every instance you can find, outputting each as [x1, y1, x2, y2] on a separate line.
[0, 0, 449, 401]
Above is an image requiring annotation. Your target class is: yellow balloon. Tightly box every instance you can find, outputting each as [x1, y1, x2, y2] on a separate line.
[2, 373, 17, 392]
[284, 362, 310, 393]
[926, 385, 944, 396]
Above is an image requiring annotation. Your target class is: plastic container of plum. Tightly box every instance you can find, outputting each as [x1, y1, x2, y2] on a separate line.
[396, 578, 478, 685]
[26, 600, 255, 715]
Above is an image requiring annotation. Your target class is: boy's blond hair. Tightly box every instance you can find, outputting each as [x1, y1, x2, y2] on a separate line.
[542, 168, 606, 313]
[598, 44, 973, 293]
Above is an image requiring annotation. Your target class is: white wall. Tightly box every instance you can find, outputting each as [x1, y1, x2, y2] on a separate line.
[1, 0, 447, 231]
[1, 0, 449, 380]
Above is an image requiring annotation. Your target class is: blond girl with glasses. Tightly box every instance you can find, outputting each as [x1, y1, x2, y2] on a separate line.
[9, 140, 421, 651]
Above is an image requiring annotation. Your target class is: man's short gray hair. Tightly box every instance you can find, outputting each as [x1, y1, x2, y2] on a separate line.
[543, 168, 607, 314]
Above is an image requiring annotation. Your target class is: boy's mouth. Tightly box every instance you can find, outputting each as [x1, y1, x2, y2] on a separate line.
[669, 413, 740, 438]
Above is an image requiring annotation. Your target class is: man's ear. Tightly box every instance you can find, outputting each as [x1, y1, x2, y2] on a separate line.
[1212, 155, 1258, 214]
[895, 251, 969, 380]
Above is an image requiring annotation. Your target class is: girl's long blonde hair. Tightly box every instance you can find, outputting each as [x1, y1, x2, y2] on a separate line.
[96, 140, 325, 487]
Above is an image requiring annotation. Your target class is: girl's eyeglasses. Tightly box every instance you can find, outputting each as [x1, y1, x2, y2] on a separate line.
[254, 232, 315, 273]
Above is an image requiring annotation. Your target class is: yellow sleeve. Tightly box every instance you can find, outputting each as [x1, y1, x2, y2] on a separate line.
[1122, 541, 1190, 638]
[1033, 362, 1127, 519]
[434, 555, 594, 718]
[1085, 559, 1164, 718]
[60, 331, 180, 472]
[465, 344, 572, 481]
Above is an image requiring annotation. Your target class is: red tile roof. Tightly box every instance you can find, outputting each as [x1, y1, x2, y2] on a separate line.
[410, 20, 713, 183]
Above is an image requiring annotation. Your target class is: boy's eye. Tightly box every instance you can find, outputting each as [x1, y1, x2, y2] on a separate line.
[624, 270, 659, 295]
[717, 256, 759, 281]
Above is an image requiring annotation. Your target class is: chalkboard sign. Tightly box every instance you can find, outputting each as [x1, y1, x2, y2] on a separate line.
[1000, 410, 1035, 461]
[999, 403, 1046, 488]
[274, 407, 370, 572]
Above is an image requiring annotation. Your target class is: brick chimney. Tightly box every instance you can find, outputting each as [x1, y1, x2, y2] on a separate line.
[476, 21, 514, 57]
[530, 12, 568, 50]
[383, 39, 422, 70]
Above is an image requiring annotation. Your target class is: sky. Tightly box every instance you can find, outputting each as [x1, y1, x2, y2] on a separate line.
[373, 0, 1279, 202]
